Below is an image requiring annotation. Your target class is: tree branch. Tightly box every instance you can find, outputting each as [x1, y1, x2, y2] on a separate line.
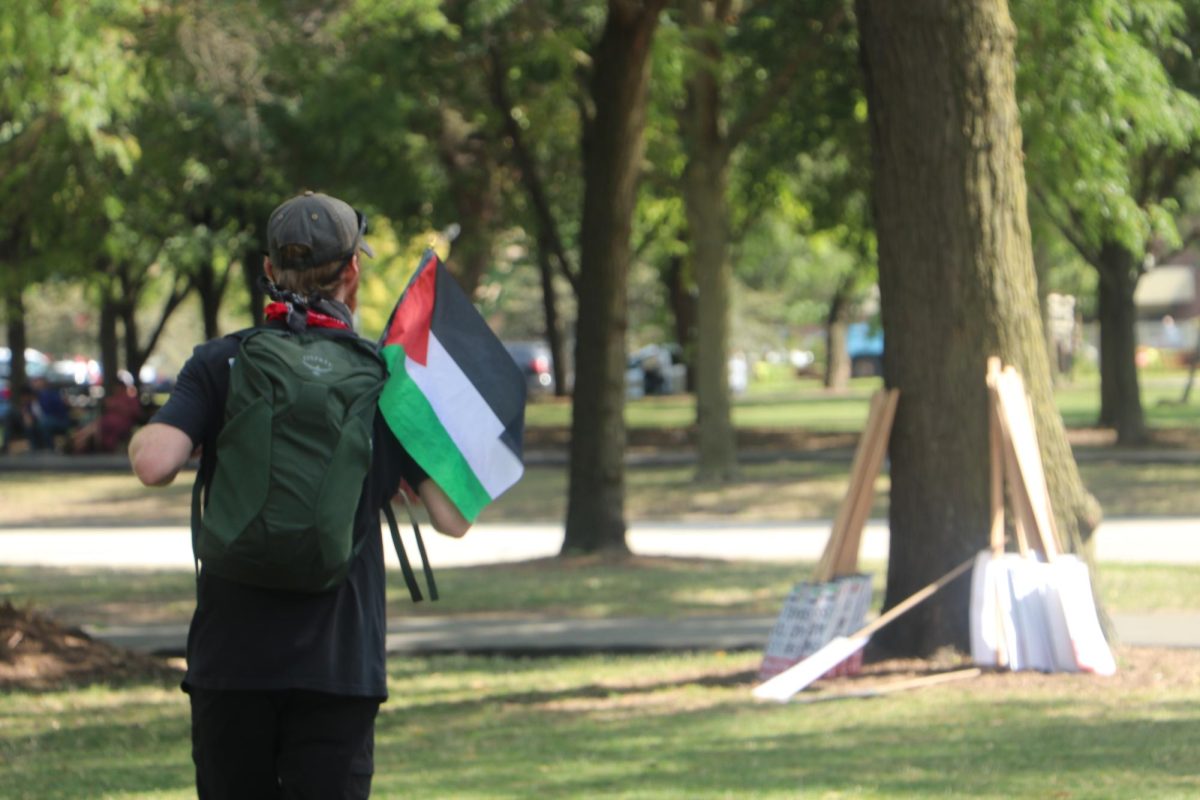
[137, 273, 193, 368]
[486, 45, 580, 295]
[1030, 185, 1100, 268]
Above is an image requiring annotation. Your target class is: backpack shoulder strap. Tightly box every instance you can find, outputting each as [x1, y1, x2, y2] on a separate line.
[381, 494, 439, 603]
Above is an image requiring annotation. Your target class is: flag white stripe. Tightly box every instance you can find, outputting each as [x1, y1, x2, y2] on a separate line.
[405, 334, 524, 498]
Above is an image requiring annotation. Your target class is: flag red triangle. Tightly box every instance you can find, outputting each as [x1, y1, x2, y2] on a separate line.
[382, 256, 437, 365]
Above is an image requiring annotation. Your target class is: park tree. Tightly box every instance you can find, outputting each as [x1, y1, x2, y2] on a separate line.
[271, 0, 507, 298]
[856, 0, 1100, 655]
[0, 0, 144, 394]
[671, 1, 855, 479]
[484, 3, 593, 396]
[1014, 0, 1200, 444]
[563, 0, 670, 554]
[154, 2, 291, 339]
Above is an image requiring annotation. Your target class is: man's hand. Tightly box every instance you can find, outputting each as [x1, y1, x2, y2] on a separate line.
[129, 423, 195, 487]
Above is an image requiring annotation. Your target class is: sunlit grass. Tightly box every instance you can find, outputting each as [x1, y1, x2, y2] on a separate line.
[4, 558, 1198, 633]
[522, 370, 1200, 432]
[2, 650, 1198, 799]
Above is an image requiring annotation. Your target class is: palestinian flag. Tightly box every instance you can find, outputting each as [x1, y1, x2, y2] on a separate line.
[378, 251, 526, 521]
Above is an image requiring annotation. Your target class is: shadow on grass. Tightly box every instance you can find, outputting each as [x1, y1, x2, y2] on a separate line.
[375, 692, 1200, 798]
[0, 694, 193, 798]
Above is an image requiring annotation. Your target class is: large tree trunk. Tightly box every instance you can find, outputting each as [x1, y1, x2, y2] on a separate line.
[98, 292, 121, 399]
[858, 0, 1100, 657]
[4, 287, 27, 393]
[682, 0, 737, 482]
[824, 275, 855, 390]
[194, 261, 227, 341]
[122, 271, 191, 387]
[562, 0, 667, 554]
[665, 253, 698, 392]
[120, 301, 140, 388]
[535, 233, 569, 397]
[1095, 240, 1146, 444]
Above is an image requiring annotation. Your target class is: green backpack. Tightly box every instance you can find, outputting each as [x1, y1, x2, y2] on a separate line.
[191, 327, 399, 593]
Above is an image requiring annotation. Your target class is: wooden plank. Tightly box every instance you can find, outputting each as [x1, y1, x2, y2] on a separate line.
[989, 365, 1030, 557]
[814, 390, 886, 583]
[1002, 426, 1033, 557]
[996, 368, 1060, 560]
[794, 667, 983, 703]
[986, 359, 1005, 556]
[834, 388, 899, 576]
[821, 389, 886, 579]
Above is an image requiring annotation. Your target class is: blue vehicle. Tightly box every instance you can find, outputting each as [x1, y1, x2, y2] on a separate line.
[846, 322, 884, 378]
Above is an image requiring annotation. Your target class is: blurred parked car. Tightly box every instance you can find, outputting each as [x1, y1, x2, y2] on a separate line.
[503, 340, 556, 396]
[847, 322, 884, 377]
[627, 344, 687, 397]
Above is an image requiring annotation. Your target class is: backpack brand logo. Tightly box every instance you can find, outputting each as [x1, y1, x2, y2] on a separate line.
[301, 354, 334, 377]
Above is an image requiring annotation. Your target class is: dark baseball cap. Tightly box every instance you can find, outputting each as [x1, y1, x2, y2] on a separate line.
[266, 191, 375, 270]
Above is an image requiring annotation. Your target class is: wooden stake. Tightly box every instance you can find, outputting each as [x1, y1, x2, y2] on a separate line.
[796, 667, 983, 703]
[835, 388, 899, 576]
[995, 368, 1060, 560]
[814, 390, 887, 582]
[986, 359, 1006, 556]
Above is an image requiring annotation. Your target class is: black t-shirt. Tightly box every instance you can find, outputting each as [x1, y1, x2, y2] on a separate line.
[152, 325, 426, 699]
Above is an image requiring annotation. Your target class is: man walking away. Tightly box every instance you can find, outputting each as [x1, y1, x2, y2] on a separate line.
[129, 191, 468, 799]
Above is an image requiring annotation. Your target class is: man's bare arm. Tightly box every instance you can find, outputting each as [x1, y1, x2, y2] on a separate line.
[129, 423, 195, 487]
[415, 479, 471, 538]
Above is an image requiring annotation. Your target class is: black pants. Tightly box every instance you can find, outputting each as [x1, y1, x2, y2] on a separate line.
[189, 687, 380, 799]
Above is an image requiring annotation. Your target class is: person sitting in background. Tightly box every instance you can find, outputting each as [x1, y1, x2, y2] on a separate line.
[70, 383, 144, 454]
[30, 377, 72, 451]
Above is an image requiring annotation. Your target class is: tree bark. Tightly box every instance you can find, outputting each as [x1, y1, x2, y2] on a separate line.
[193, 260, 229, 341]
[1095, 239, 1147, 444]
[681, 0, 737, 483]
[119, 298, 140, 388]
[535, 232, 568, 397]
[98, 291, 121, 399]
[563, 0, 667, 554]
[4, 286, 28, 396]
[824, 275, 855, 390]
[857, 0, 1100, 656]
[665, 253, 698, 392]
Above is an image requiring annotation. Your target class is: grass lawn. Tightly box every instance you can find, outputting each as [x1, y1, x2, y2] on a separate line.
[523, 370, 1200, 432]
[5, 456, 1200, 527]
[2, 647, 1198, 799]
[3, 558, 1199, 633]
[2, 372, 1199, 798]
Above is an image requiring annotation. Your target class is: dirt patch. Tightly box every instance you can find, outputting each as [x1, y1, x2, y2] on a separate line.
[0, 602, 183, 691]
[814, 645, 1200, 699]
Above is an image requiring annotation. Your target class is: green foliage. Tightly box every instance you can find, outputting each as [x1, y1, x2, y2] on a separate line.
[0, 0, 145, 282]
[1016, 0, 1200, 258]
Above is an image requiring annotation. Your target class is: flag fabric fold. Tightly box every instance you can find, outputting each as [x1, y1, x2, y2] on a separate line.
[378, 251, 526, 521]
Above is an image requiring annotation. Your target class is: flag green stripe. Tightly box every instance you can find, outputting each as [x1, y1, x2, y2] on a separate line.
[379, 344, 492, 522]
